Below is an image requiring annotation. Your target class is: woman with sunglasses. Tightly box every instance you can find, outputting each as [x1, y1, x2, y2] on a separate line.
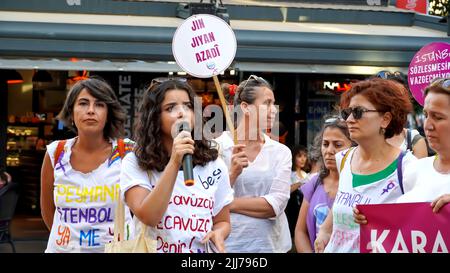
[120, 78, 233, 253]
[215, 75, 292, 253]
[41, 77, 135, 252]
[354, 78, 450, 227]
[294, 115, 354, 252]
[315, 78, 418, 253]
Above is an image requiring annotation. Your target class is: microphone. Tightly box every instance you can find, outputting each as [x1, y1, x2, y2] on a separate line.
[178, 121, 194, 186]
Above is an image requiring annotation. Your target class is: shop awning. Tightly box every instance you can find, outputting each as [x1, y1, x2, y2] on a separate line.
[0, 10, 449, 69]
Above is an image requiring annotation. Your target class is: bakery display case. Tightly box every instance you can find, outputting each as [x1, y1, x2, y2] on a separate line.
[6, 115, 54, 214]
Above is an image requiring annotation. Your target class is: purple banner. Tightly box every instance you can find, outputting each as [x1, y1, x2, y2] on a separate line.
[408, 42, 450, 106]
[358, 202, 450, 253]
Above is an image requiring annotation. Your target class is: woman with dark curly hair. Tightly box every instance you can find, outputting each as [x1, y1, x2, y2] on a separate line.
[41, 77, 134, 253]
[315, 78, 418, 253]
[120, 78, 233, 253]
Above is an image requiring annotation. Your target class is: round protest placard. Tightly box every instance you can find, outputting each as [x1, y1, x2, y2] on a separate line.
[408, 42, 450, 106]
[172, 14, 237, 78]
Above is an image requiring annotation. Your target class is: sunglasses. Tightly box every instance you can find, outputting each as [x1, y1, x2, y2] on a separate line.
[341, 106, 382, 120]
[376, 71, 403, 80]
[324, 116, 344, 124]
[239, 75, 269, 99]
[430, 78, 450, 89]
[242, 75, 269, 90]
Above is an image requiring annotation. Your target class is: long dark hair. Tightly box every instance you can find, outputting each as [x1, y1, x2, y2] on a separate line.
[291, 145, 310, 172]
[56, 76, 126, 139]
[134, 79, 218, 172]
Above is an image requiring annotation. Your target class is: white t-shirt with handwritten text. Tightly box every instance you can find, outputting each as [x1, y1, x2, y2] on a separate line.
[45, 138, 134, 253]
[120, 152, 234, 253]
[324, 147, 417, 253]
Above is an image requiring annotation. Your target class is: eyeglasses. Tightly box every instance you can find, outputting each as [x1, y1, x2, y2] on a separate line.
[150, 77, 187, 87]
[341, 106, 382, 120]
[430, 78, 450, 90]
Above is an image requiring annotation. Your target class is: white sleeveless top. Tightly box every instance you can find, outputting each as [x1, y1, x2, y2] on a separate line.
[45, 137, 134, 253]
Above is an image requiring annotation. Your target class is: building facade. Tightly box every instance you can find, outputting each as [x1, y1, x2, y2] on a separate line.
[1, 0, 449, 213]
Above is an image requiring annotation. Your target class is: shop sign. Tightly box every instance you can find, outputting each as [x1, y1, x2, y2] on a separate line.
[323, 81, 351, 92]
[172, 14, 237, 78]
[408, 42, 450, 106]
[290, 0, 388, 6]
[396, 0, 428, 14]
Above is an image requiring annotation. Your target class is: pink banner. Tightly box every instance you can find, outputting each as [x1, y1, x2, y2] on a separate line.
[358, 202, 450, 253]
[408, 42, 450, 106]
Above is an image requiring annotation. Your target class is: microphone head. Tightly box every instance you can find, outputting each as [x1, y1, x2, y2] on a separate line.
[177, 121, 191, 134]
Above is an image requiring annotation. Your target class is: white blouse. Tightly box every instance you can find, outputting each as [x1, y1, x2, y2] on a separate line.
[215, 132, 292, 253]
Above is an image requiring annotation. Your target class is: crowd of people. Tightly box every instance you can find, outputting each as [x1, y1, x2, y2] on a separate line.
[30, 71, 450, 253]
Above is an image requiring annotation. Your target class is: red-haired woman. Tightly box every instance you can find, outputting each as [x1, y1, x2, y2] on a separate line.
[315, 78, 418, 253]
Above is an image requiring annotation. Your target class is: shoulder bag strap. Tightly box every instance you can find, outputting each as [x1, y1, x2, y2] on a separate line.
[113, 139, 127, 242]
[113, 193, 126, 242]
[396, 151, 405, 194]
[53, 140, 67, 166]
[117, 138, 125, 160]
[340, 147, 354, 173]
[406, 128, 412, 151]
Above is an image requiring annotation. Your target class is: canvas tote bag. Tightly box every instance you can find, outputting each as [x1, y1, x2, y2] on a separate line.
[104, 193, 156, 253]
[104, 139, 156, 253]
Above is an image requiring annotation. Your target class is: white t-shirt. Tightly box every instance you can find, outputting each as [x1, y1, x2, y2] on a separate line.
[120, 152, 233, 253]
[398, 156, 450, 203]
[324, 147, 417, 253]
[291, 171, 308, 185]
[45, 137, 134, 253]
[215, 132, 292, 253]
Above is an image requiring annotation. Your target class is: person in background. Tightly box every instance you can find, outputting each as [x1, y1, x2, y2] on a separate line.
[386, 127, 428, 158]
[40, 77, 135, 253]
[215, 75, 292, 253]
[120, 78, 233, 253]
[308, 134, 323, 176]
[268, 121, 288, 145]
[314, 78, 417, 253]
[286, 145, 309, 239]
[354, 77, 450, 228]
[294, 115, 354, 252]
[0, 168, 11, 190]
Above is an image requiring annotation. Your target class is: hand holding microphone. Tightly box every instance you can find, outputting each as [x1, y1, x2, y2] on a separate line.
[172, 121, 195, 186]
